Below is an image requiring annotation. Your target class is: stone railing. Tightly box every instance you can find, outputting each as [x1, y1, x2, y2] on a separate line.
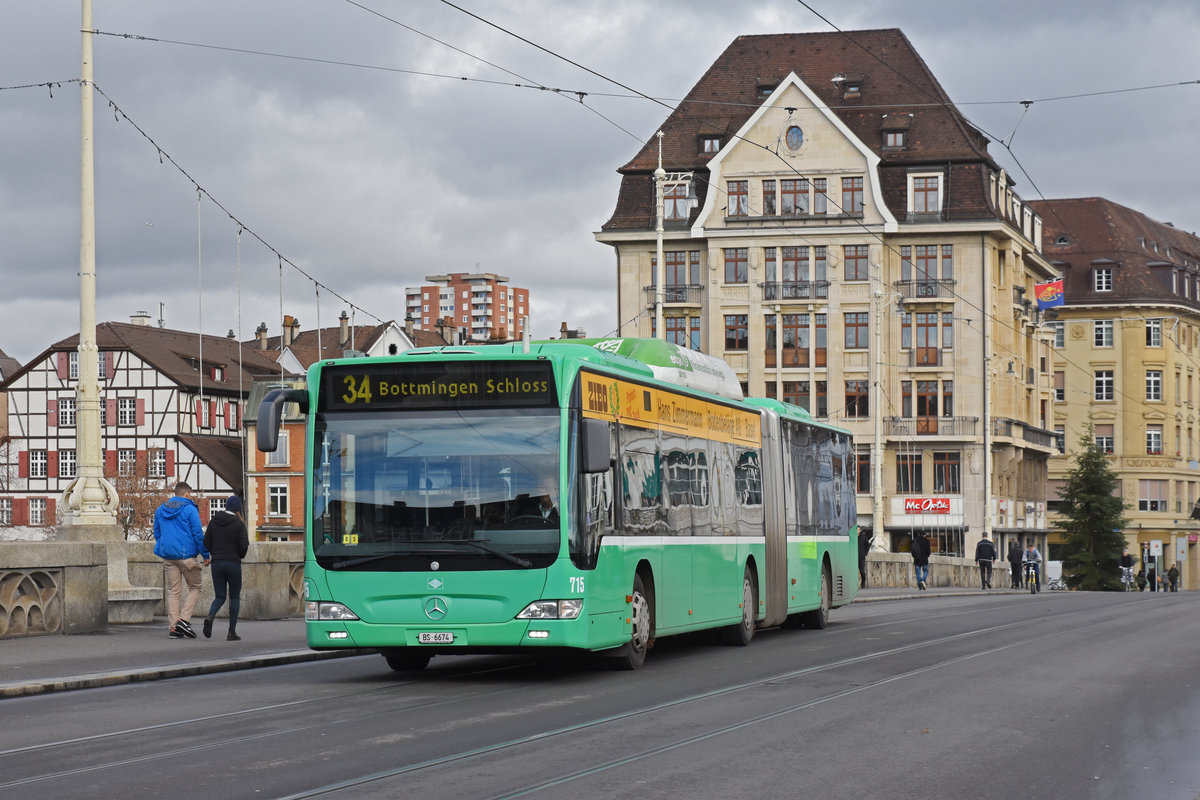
[0, 541, 305, 639]
[864, 553, 985, 589]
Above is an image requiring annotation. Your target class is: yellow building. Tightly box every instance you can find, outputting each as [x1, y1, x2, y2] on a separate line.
[596, 31, 1059, 558]
[1033, 197, 1200, 590]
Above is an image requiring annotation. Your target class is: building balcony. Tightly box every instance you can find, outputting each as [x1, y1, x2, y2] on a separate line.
[906, 348, 947, 368]
[894, 279, 955, 301]
[886, 416, 979, 437]
[992, 418, 1059, 449]
[643, 284, 704, 307]
[759, 280, 830, 302]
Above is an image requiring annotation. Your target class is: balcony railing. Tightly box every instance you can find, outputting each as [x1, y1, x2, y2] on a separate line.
[760, 280, 830, 301]
[992, 418, 1058, 448]
[643, 284, 704, 307]
[886, 416, 979, 437]
[894, 279, 956, 301]
[907, 348, 944, 367]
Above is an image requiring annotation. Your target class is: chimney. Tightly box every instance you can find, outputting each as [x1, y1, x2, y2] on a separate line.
[560, 321, 568, 338]
[438, 316, 454, 345]
[130, 311, 152, 326]
[282, 315, 299, 348]
[339, 310, 350, 348]
[256, 322, 269, 350]
[405, 313, 415, 340]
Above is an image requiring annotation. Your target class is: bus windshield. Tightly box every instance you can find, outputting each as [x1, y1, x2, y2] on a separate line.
[311, 408, 561, 571]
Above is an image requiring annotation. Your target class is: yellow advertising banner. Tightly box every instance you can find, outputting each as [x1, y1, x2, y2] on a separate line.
[581, 370, 760, 447]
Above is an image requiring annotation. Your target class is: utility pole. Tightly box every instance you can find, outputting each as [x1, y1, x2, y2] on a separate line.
[61, 0, 119, 527]
[870, 263, 892, 552]
[654, 131, 666, 341]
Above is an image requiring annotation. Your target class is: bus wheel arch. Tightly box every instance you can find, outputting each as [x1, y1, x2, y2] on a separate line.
[722, 559, 758, 646]
[611, 564, 655, 670]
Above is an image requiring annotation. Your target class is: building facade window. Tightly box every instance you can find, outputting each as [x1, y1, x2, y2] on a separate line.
[702, 136, 720, 153]
[1094, 424, 1115, 454]
[30, 450, 47, 478]
[844, 312, 869, 349]
[1146, 319, 1162, 347]
[149, 449, 167, 478]
[59, 398, 76, 427]
[30, 498, 46, 525]
[842, 177, 863, 214]
[910, 174, 941, 214]
[118, 449, 136, 476]
[266, 430, 289, 466]
[1138, 479, 1167, 511]
[1051, 322, 1065, 348]
[781, 179, 809, 215]
[268, 485, 289, 516]
[1094, 319, 1114, 347]
[118, 397, 137, 426]
[1146, 370, 1163, 401]
[856, 451, 871, 494]
[845, 380, 869, 418]
[897, 453, 922, 493]
[726, 180, 748, 217]
[762, 180, 776, 216]
[210, 497, 227, 516]
[663, 182, 689, 221]
[815, 381, 827, 417]
[723, 248, 748, 283]
[724, 315, 748, 351]
[843, 245, 869, 281]
[59, 449, 76, 479]
[933, 452, 961, 493]
[1054, 371, 1065, 402]
[0, 498, 10, 524]
[1093, 268, 1113, 292]
[69, 351, 79, 379]
[1146, 425, 1163, 455]
[1094, 370, 1115, 401]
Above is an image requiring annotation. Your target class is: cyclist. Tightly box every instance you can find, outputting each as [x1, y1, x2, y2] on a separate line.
[1022, 543, 1042, 593]
[1119, 549, 1136, 591]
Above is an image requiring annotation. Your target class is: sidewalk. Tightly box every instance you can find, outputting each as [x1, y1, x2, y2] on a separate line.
[0, 584, 1023, 699]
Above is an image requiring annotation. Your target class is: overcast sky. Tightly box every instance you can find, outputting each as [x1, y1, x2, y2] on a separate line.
[2, 1, 1198, 365]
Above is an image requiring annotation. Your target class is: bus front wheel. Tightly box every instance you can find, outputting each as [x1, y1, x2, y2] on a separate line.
[612, 573, 654, 670]
[801, 566, 831, 629]
[382, 650, 431, 672]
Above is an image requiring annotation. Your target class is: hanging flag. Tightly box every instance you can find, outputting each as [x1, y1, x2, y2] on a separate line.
[1035, 279, 1064, 309]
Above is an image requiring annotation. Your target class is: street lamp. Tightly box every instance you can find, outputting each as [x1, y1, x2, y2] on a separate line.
[653, 130, 693, 342]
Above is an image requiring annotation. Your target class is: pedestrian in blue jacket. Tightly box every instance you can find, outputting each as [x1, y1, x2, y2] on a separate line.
[153, 481, 210, 638]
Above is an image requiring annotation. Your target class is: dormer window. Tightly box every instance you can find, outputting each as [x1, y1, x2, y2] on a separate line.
[884, 131, 906, 148]
[211, 366, 224, 381]
[756, 83, 777, 100]
[843, 80, 862, 98]
[701, 136, 721, 154]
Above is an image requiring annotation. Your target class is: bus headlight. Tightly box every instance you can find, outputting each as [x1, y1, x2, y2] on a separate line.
[306, 601, 360, 621]
[516, 599, 583, 620]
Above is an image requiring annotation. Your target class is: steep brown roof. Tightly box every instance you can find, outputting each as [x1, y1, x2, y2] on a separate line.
[31, 322, 289, 392]
[179, 435, 247, 494]
[250, 321, 396, 367]
[1030, 197, 1200, 308]
[603, 29, 996, 231]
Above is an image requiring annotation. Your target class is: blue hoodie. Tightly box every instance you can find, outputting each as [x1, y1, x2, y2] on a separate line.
[153, 496, 209, 560]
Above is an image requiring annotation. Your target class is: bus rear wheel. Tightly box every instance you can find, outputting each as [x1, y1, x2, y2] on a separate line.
[382, 650, 431, 672]
[612, 573, 654, 670]
[722, 565, 757, 646]
[801, 565, 831, 629]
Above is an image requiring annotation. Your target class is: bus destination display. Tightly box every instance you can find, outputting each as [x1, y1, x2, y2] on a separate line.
[321, 360, 556, 411]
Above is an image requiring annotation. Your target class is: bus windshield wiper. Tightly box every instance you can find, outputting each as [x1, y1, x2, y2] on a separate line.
[327, 552, 410, 570]
[327, 539, 532, 569]
[451, 538, 533, 568]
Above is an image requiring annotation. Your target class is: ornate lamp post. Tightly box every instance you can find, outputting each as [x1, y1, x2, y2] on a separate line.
[652, 130, 693, 342]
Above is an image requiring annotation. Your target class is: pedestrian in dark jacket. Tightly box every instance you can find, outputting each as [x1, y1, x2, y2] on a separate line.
[974, 533, 998, 589]
[1168, 564, 1180, 592]
[911, 532, 931, 590]
[858, 530, 871, 588]
[203, 495, 250, 641]
[153, 481, 211, 639]
[1008, 542, 1023, 589]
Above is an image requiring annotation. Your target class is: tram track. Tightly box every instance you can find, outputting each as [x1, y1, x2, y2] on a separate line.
[1, 593, 1175, 797]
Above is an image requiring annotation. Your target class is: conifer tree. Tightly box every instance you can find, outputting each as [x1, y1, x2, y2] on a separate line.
[1056, 422, 1128, 590]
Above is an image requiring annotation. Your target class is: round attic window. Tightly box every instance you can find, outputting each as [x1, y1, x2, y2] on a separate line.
[785, 125, 805, 152]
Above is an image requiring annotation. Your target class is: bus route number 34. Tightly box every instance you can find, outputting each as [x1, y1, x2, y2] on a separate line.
[570, 577, 585, 593]
[342, 375, 372, 404]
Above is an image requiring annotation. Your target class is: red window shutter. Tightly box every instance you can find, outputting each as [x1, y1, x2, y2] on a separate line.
[225, 401, 232, 429]
[13, 499, 28, 525]
[104, 352, 115, 380]
[136, 398, 145, 426]
[165, 450, 175, 477]
[104, 450, 117, 477]
[48, 398, 57, 427]
[18, 451, 28, 478]
[136, 449, 146, 468]
[56, 352, 69, 379]
[48, 451, 58, 478]
[196, 401, 204, 428]
[210, 400, 217, 428]
[46, 498, 56, 522]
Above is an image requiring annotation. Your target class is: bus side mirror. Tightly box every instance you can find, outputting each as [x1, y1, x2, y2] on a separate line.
[257, 388, 309, 452]
[580, 418, 611, 474]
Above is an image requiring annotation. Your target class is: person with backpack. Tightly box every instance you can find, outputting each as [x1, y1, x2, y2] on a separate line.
[1007, 541, 1023, 589]
[974, 532, 998, 589]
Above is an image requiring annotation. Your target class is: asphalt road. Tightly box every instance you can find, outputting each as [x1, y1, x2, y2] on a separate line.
[3, 591, 1198, 800]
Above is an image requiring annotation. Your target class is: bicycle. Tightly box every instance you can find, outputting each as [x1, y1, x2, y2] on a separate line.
[1047, 576, 1068, 591]
[1023, 561, 1040, 594]
[1120, 566, 1135, 592]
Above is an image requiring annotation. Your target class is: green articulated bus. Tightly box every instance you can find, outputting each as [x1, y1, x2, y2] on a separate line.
[257, 337, 858, 671]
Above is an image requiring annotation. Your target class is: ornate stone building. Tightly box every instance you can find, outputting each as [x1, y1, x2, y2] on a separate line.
[596, 30, 1059, 558]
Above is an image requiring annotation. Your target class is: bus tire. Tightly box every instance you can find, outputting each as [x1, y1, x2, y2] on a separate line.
[801, 565, 831, 630]
[722, 565, 757, 646]
[382, 650, 431, 672]
[612, 573, 654, 670]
